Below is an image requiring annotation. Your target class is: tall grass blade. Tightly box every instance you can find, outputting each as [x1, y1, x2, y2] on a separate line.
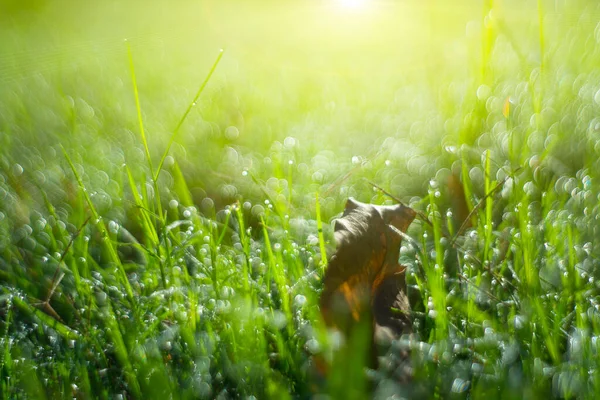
[61, 146, 136, 308]
[154, 49, 225, 181]
[126, 41, 154, 174]
[315, 192, 327, 274]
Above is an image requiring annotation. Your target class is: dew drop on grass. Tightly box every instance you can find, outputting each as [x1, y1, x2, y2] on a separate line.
[476, 84, 492, 100]
[270, 311, 288, 330]
[512, 315, 526, 330]
[284, 136, 296, 148]
[159, 157, 175, 171]
[201, 198, 214, 211]
[207, 298, 216, 310]
[311, 171, 323, 183]
[12, 163, 23, 176]
[242, 170, 248, 176]
[427, 298, 434, 310]
[95, 291, 107, 305]
[176, 310, 188, 322]
[444, 145, 457, 154]
[221, 286, 234, 299]
[251, 205, 265, 217]
[169, 199, 179, 209]
[451, 378, 470, 393]
[594, 89, 600, 105]
[35, 218, 47, 231]
[294, 294, 307, 308]
[257, 262, 266, 274]
[305, 338, 320, 354]
[225, 126, 239, 140]
[108, 220, 120, 234]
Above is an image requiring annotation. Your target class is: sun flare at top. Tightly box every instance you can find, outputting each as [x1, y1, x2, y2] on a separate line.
[336, 0, 368, 10]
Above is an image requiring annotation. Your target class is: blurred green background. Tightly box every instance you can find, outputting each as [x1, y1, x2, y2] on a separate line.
[1, 0, 592, 219]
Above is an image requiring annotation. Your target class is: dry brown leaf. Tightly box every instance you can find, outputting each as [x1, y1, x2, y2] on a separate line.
[319, 197, 416, 350]
[447, 172, 473, 230]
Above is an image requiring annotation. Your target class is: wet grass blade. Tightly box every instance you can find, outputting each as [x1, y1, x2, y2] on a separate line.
[62, 146, 137, 309]
[154, 49, 225, 182]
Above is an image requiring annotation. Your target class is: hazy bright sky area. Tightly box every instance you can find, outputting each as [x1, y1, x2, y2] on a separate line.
[0, 0, 530, 87]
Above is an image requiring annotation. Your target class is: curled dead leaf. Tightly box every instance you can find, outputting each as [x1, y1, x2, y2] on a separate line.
[319, 197, 416, 360]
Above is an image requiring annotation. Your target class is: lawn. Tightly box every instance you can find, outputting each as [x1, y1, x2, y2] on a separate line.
[2, 0, 600, 398]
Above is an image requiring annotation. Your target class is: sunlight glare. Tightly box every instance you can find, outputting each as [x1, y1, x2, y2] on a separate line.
[337, 0, 367, 10]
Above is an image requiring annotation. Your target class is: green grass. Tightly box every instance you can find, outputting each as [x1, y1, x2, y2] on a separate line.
[2, 0, 600, 398]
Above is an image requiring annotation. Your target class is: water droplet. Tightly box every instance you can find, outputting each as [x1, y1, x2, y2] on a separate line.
[224, 126, 239, 140]
[12, 163, 23, 176]
[444, 145, 457, 154]
[311, 171, 323, 183]
[294, 294, 307, 308]
[108, 220, 120, 235]
[476, 84, 491, 100]
[95, 291, 107, 305]
[201, 198, 214, 211]
[284, 136, 296, 148]
[451, 378, 470, 393]
[512, 315, 526, 329]
[594, 89, 600, 105]
[305, 338, 320, 354]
